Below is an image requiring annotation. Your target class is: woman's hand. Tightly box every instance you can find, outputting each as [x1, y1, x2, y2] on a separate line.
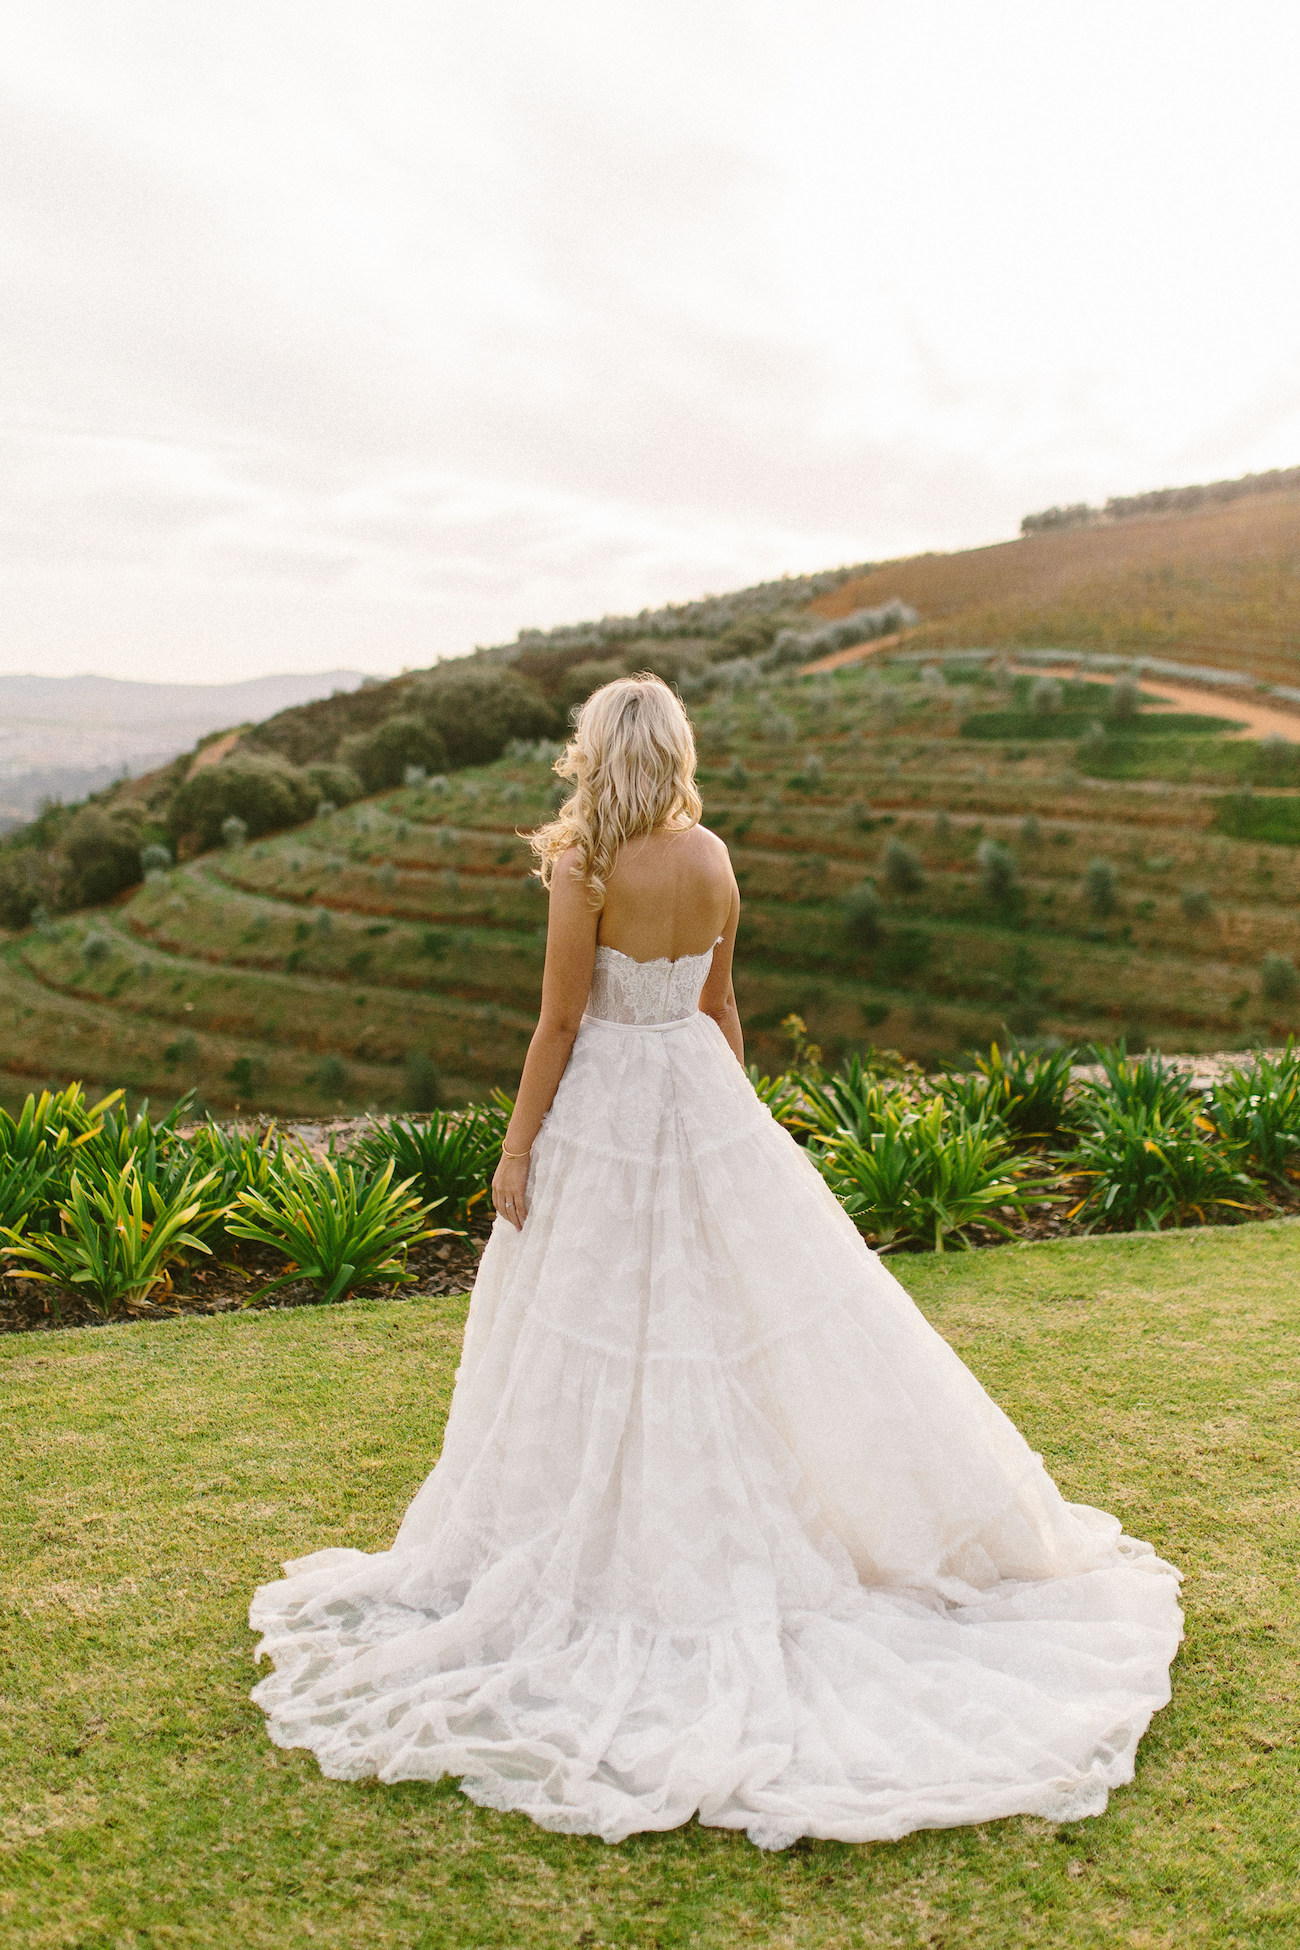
[491, 1151, 530, 1231]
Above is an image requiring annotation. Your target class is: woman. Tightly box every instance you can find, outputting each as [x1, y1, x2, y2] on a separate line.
[251, 675, 1181, 1850]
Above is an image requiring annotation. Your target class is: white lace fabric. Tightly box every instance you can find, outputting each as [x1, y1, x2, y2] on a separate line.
[583, 941, 720, 1025]
[250, 948, 1183, 1849]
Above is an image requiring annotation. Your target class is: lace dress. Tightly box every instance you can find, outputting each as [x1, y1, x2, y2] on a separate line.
[249, 944, 1182, 1849]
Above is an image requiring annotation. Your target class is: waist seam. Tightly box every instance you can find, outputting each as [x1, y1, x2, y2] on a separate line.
[580, 1011, 704, 1033]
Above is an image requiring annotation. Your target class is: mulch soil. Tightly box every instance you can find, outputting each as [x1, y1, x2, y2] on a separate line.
[0, 1225, 493, 1336]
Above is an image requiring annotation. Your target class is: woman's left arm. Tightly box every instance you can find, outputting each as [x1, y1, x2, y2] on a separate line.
[491, 851, 598, 1230]
[698, 880, 744, 1064]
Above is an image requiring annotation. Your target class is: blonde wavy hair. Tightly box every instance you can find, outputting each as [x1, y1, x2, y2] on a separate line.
[530, 674, 702, 907]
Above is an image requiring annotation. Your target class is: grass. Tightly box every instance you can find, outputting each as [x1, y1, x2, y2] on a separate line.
[1213, 795, 1300, 847]
[1078, 736, 1300, 788]
[3, 1224, 1298, 1948]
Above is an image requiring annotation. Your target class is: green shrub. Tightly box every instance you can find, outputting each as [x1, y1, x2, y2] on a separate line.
[413, 666, 555, 769]
[227, 1154, 443, 1302]
[1209, 1044, 1300, 1184]
[1261, 953, 1299, 1004]
[0, 853, 43, 929]
[1065, 1098, 1260, 1231]
[744, 1066, 805, 1130]
[930, 1069, 1005, 1133]
[1, 1160, 222, 1316]
[627, 644, 708, 692]
[1083, 857, 1118, 917]
[181, 1120, 288, 1252]
[225, 1055, 266, 1097]
[1180, 887, 1212, 922]
[169, 756, 319, 854]
[1257, 732, 1300, 779]
[0, 1153, 59, 1236]
[0, 1084, 121, 1238]
[842, 880, 883, 947]
[70, 1095, 228, 1256]
[809, 1096, 1042, 1251]
[346, 1099, 510, 1230]
[969, 1041, 1077, 1141]
[61, 804, 146, 906]
[556, 659, 627, 716]
[313, 1055, 348, 1095]
[880, 837, 924, 896]
[794, 1053, 916, 1147]
[303, 761, 364, 806]
[339, 717, 447, 793]
[402, 1051, 441, 1113]
[791, 752, 825, 790]
[0, 1082, 120, 1167]
[877, 925, 931, 982]
[1081, 1045, 1197, 1119]
[1107, 674, 1141, 724]
[976, 837, 1019, 909]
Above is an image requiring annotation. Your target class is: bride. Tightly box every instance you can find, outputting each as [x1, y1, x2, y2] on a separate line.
[250, 674, 1182, 1850]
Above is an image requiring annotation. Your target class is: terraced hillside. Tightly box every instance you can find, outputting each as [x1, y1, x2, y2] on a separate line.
[814, 486, 1300, 685]
[4, 655, 1300, 1114]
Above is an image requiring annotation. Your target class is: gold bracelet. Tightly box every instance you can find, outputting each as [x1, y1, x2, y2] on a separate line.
[500, 1144, 531, 1159]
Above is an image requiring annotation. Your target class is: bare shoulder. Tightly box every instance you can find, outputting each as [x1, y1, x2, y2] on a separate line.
[694, 825, 736, 882]
[692, 824, 731, 859]
[548, 845, 591, 911]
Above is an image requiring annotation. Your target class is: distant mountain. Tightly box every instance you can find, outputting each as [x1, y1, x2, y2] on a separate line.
[0, 669, 376, 821]
[0, 669, 377, 725]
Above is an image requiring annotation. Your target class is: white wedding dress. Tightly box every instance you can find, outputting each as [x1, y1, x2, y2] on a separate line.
[250, 943, 1183, 1849]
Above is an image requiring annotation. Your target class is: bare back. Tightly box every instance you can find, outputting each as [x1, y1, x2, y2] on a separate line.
[597, 825, 735, 964]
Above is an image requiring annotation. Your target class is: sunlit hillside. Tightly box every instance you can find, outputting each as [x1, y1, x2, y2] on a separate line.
[813, 488, 1300, 685]
[5, 653, 1300, 1114]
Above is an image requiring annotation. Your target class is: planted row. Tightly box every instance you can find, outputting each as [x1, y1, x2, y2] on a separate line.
[4, 1040, 1298, 1319]
[752, 1032, 1300, 1250]
[0, 1087, 514, 1319]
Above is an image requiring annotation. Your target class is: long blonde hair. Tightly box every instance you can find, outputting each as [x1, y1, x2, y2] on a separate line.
[530, 674, 702, 907]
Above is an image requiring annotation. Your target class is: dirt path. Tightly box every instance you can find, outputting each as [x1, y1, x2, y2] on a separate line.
[186, 728, 243, 777]
[801, 634, 1300, 740]
[800, 630, 914, 674]
[1006, 663, 1300, 741]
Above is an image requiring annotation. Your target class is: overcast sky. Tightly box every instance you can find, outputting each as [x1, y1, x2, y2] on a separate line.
[4, 0, 1300, 683]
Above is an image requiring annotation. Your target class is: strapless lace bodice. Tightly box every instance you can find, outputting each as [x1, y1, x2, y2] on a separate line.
[585, 941, 719, 1025]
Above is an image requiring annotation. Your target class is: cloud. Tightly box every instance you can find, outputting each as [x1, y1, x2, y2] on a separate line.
[2, 0, 1300, 679]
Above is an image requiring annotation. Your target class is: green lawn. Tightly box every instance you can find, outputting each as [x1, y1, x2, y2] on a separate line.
[3, 1225, 1299, 1949]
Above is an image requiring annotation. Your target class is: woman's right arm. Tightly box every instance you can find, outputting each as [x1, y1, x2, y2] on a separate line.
[491, 851, 597, 1228]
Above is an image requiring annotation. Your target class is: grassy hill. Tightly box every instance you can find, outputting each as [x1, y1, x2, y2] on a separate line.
[815, 487, 1300, 684]
[3, 476, 1300, 1113]
[5, 655, 1300, 1114]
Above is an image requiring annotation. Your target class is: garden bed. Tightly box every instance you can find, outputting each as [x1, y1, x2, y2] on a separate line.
[4, 1042, 1299, 1334]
